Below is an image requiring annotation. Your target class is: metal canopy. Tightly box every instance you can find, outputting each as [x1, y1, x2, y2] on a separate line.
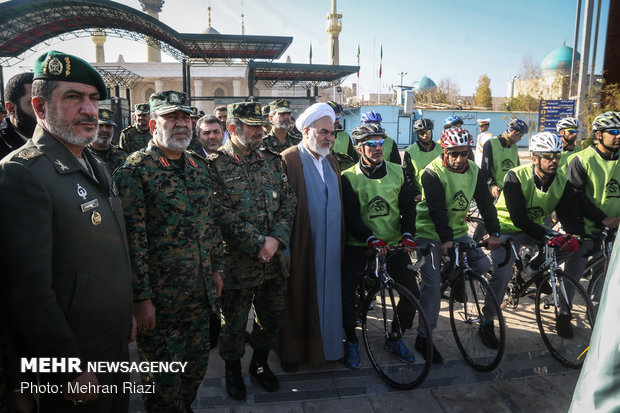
[93, 65, 143, 89]
[0, 0, 292, 66]
[246, 61, 360, 91]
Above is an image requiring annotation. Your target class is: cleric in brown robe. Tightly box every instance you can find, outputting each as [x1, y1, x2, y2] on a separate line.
[277, 103, 346, 372]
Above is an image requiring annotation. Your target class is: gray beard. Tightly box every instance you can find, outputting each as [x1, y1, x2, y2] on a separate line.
[46, 107, 96, 148]
[158, 126, 191, 151]
[307, 129, 331, 157]
[237, 128, 261, 151]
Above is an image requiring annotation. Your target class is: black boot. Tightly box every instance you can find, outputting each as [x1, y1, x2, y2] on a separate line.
[249, 350, 279, 392]
[225, 360, 246, 401]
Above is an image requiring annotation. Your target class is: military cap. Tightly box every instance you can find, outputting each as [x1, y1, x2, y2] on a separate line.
[198, 110, 206, 117]
[134, 103, 150, 115]
[261, 105, 271, 117]
[149, 90, 193, 116]
[98, 108, 117, 126]
[477, 118, 491, 125]
[190, 106, 199, 118]
[33, 50, 108, 100]
[227, 102, 266, 125]
[268, 99, 292, 114]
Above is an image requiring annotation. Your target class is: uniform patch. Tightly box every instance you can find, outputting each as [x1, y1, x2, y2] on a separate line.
[77, 184, 88, 200]
[605, 178, 620, 199]
[127, 152, 143, 166]
[55, 160, 69, 171]
[281, 172, 288, 182]
[159, 157, 171, 167]
[256, 151, 264, 159]
[16, 147, 42, 160]
[233, 154, 242, 163]
[450, 190, 469, 212]
[368, 196, 390, 219]
[526, 206, 545, 221]
[189, 156, 198, 168]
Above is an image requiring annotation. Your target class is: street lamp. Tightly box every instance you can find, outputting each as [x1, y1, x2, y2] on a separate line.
[398, 71, 408, 87]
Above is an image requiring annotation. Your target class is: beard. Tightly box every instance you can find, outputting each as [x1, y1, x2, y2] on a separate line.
[93, 131, 113, 147]
[14, 105, 37, 137]
[157, 125, 192, 151]
[237, 127, 262, 151]
[46, 105, 97, 147]
[273, 118, 291, 131]
[307, 129, 331, 157]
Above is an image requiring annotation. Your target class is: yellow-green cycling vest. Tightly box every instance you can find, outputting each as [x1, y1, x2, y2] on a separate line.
[495, 164, 567, 233]
[333, 130, 351, 155]
[404, 141, 442, 191]
[415, 157, 478, 241]
[558, 145, 581, 175]
[383, 136, 395, 159]
[490, 137, 519, 188]
[342, 162, 404, 246]
[569, 146, 620, 235]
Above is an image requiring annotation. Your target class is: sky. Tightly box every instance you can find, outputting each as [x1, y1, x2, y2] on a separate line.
[0, 0, 611, 97]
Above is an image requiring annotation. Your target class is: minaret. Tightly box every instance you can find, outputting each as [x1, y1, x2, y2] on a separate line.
[241, 12, 245, 35]
[326, 0, 342, 65]
[139, 0, 164, 62]
[91, 29, 106, 63]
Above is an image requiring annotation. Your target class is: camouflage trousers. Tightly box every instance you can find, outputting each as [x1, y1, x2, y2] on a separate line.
[218, 275, 287, 360]
[137, 310, 210, 413]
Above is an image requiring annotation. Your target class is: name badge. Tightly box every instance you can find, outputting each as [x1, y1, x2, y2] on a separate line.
[80, 199, 99, 213]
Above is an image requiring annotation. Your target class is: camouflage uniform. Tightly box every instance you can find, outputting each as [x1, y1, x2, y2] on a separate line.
[119, 103, 152, 154]
[261, 99, 301, 154]
[210, 104, 296, 362]
[113, 91, 225, 413]
[88, 145, 128, 174]
[187, 106, 203, 153]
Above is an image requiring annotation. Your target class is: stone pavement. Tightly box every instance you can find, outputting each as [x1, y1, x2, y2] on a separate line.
[128, 293, 583, 413]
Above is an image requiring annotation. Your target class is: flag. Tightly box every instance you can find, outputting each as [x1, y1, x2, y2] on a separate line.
[309, 43, 312, 64]
[379, 44, 383, 78]
[357, 44, 360, 79]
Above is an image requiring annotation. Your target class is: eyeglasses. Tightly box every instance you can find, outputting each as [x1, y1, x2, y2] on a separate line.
[363, 139, 385, 147]
[537, 152, 561, 160]
[447, 150, 469, 158]
[604, 129, 620, 136]
[564, 129, 578, 134]
[335, 115, 341, 120]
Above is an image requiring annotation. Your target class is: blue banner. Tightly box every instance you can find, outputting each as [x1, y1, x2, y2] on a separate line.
[538, 100, 575, 132]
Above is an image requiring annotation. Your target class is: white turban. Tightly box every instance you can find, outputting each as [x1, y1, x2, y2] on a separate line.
[295, 102, 336, 132]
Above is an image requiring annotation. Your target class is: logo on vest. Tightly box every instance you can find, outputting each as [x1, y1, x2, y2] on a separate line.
[501, 159, 515, 172]
[526, 206, 545, 221]
[605, 178, 620, 199]
[450, 190, 469, 212]
[368, 196, 390, 219]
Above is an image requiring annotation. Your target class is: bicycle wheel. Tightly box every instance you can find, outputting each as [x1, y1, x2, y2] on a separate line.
[586, 266, 606, 316]
[535, 271, 594, 369]
[361, 281, 432, 390]
[450, 272, 506, 372]
[466, 216, 487, 243]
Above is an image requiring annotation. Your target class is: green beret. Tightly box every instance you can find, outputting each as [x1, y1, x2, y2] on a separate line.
[149, 90, 192, 116]
[227, 102, 266, 126]
[98, 108, 117, 126]
[134, 103, 150, 115]
[33, 50, 108, 100]
[268, 99, 292, 114]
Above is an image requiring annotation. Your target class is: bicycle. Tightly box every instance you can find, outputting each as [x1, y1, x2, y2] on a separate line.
[503, 236, 595, 369]
[583, 228, 615, 314]
[435, 241, 508, 372]
[359, 246, 432, 390]
[465, 200, 487, 243]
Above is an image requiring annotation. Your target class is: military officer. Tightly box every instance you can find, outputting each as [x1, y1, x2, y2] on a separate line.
[0, 50, 133, 412]
[210, 102, 296, 401]
[114, 90, 225, 412]
[119, 102, 151, 153]
[87, 108, 128, 173]
[186, 106, 203, 153]
[261, 99, 301, 154]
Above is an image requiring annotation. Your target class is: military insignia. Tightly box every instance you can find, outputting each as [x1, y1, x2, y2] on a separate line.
[16, 147, 42, 160]
[272, 191, 277, 199]
[102, 111, 110, 119]
[283, 100, 289, 107]
[159, 157, 171, 167]
[188, 157, 198, 168]
[281, 172, 288, 182]
[91, 211, 102, 226]
[80, 198, 99, 213]
[255, 105, 260, 115]
[256, 151, 264, 159]
[55, 160, 69, 171]
[64, 56, 71, 76]
[77, 184, 88, 200]
[233, 154, 242, 163]
[127, 152, 143, 166]
[48, 57, 63, 76]
[169, 93, 179, 103]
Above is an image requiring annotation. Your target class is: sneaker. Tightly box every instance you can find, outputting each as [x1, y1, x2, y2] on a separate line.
[414, 335, 443, 364]
[556, 313, 574, 339]
[384, 338, 415, 363]
[478, 321, 500, 350]
[344, 340, 361, 369]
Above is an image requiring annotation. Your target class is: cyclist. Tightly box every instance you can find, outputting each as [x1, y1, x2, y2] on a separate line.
[556, 117, 581, 173]
[485, 132, 581, 343]
[443, 115, 464, 130]
[327, 100, 358, 170]
[360, 111, 401, 164]
[475, 118, 493, 167]
[403, 118, 441, 199]
[341, 123, 419, 369]
[481, 117, 529, 198]
[415, 127, 501, 363]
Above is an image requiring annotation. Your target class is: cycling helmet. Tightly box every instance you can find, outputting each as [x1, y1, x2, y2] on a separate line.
[443, 115, 463, 129]
[361, 111, 383, 124]
[555, 117, 580, 132]
[413, 118, 434, 134]
[326, 100, 343, 114]
[591, 111, 620, 131]
[351, 123, 386, 144]
[440, 127, 473, 148]
[529, 132, 562, 153]
[506, 117, 529, 134]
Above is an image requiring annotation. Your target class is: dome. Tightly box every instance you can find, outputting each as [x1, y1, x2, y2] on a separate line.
[201, 26, 220, 35]
[414, 76, 437, 92]
[541, 45, 580, 74]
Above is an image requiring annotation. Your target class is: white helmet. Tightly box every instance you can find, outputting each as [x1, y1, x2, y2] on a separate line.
[529, 132, 562, 153]
[555, 117, 580, 132]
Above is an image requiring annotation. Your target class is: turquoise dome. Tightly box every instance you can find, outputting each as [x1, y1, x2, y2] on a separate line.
[541, 45, 580, 73]
[414, 76, 437, 92]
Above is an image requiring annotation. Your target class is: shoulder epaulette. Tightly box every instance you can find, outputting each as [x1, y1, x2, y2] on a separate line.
[14, 147, 43, 161]
[125, 151, 145, 166]
[121, 125, 133, 133]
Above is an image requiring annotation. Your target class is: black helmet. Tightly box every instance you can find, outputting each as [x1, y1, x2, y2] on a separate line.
[351, 123, 386, 144]
[413, 118, 434, 134]
[326, 100, 343, 114]
[507, 117, 529, 134]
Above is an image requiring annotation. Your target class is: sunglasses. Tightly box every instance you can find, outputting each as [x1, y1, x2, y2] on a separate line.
[604, 129, 620, 136]
[447, 150, 469, 158]
[363, 139, 385, 147]
[564, 129, 578, 134]
[538, 152, 561, 160]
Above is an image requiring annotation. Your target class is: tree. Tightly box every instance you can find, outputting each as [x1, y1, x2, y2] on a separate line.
[474, 74, 492, 108]
[414, 77, 460, 105]
[581, 82, 620, 147]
